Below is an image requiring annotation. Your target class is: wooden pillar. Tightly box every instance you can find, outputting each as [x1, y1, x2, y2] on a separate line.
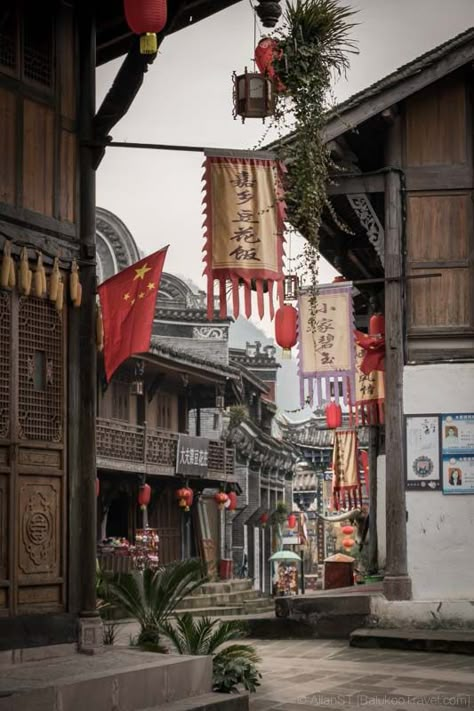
[383, 115, 412, 600]
[77, 0, 101, 646]
[367, 424, 379, 574]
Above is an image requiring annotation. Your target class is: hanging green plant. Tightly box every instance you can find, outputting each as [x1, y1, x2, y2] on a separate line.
[264, 0, 358, 319]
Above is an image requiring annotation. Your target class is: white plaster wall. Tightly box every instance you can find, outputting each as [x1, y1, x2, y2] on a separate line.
[403, 364, 474, 601]
[376, 455, 386, 571]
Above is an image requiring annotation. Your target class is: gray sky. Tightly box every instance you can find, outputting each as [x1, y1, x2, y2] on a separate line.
[96, 0, 474, 350]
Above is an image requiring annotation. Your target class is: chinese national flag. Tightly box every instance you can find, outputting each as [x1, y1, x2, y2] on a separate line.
[98, 247, 168, 382]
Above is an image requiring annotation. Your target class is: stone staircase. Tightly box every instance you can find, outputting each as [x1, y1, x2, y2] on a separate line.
[176, 579, 274, 618]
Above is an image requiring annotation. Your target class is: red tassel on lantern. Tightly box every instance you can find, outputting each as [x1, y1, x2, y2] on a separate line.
[124, 0, 167, 54]
[287, 513, 297, 529]
[226, 491, 238, 511]
[138, 483, 151, 511]
[275, 304, 298, 359]
[325, 402, 342, 429]
[215, 492, 229, 510]
[369, 313, 385, 337]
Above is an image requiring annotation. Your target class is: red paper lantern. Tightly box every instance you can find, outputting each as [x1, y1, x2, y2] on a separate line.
[138, 483, 151, 510]
[325, 402, 342, 429]
[369, 313, 385, 337]
[342, 538, 355, 549]
[275, 304, 298, 358]
[287, 513, 297, 529]
[96, 478, 100, 498]
[341, 525, 354, 536]
[260, 512, 269, 527]
[214, 492, 229, 510]
[176, 487, 193, 511]
[124, 0, 167, 54]
[226, 491, 238, 511]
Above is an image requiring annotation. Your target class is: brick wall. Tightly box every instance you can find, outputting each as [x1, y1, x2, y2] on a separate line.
[188, 408, 222, 440]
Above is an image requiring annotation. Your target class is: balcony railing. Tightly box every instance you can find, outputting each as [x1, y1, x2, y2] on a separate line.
[96, 418, 233, 481]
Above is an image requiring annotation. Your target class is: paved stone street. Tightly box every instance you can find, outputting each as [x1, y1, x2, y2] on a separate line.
[248, 639, 474, 711]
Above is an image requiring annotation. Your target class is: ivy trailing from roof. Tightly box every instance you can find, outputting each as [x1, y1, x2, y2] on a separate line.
[262, 0, 357, 310]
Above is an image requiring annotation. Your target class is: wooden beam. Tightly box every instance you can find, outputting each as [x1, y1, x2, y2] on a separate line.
[405, 165, 473, 191]
[323, 43, 474, 143]
[383, 115, 412, 601]
[327, 173, 385, 195]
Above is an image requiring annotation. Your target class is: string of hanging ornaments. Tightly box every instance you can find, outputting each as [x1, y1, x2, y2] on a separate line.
[0, 240, 82, 313]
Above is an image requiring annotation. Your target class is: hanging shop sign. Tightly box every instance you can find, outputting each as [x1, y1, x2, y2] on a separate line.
[297, 282, 355, 407]
[176, 434, 209, 477]
[331, 429, 362, 510]
[441, 414, 474, 495]
[202, 149, 285, 321]
[405, 415, 441, 490]
[354, 333, 385, 426]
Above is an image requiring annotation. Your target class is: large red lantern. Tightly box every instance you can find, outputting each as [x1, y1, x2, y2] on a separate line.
[124, 0, 167, 54]
[325, 402, 342, 429]
[287, 513, 297, 529]
[215, 492, 229, 510]
[176, 487, 193, 512]
[369, 313, 385, 337]
[341, 525, 354, 536]
[275, 304, 298, 359]
[138, 483, 151, 510]
[226, 491, 238, 511]
[342, 538, 355, 549]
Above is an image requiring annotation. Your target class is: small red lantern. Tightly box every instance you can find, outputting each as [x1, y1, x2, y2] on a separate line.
[369, 313, 385, 337]
[275, 304, 298, 359]
[226, 491, 238, 511]
[138, 483, 151, 510]
[96, 478, 100, 498]
[176, 487, 193, 512]
[325, 401, 342, 429]
[124, 0, 167, 54]
[287, 513, 297, 529]
[215, 492, 229, 510]
[260, 512, 269, 527]
[341, 525, 354, 536]
[342, 538, 355, 549]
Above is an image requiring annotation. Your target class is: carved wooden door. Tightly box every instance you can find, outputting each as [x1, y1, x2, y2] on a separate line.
[0, 291, 66, 617]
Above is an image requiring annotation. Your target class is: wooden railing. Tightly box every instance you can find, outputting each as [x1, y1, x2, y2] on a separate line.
[96, 418, 232, 480]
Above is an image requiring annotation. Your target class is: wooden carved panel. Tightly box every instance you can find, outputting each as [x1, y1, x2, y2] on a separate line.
[0, 87, 16, 205]
[0, 291, 11, 440]
[407, 194, 470, 263]
[18, 296, 63, 442]
[22, 99, 54, 216]
[18, 477, 60, 578]
[19, 448, 61, 469]
[405, 77, 467, 166]
[0, 475, 7, 580]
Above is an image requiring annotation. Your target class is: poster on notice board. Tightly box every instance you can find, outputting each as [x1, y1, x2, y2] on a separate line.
[441, 414, 474, 494]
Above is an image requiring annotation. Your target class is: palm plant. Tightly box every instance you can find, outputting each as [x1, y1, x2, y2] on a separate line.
[159, 614, 261, 693]
[103, 559, 206, 649]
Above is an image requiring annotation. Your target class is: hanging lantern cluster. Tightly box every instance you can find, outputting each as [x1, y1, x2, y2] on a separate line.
[232, 68, 275, 123]
[138, 483, 151, 511]
[275, 304, 298, 359]
[176, 486, 193, 512]
[123, 0, 167, 55]
[1, 241, 82, 314]
[325, 402, 342, 429]
[287, 513, 297, 529]
[214, 491, 229, 511]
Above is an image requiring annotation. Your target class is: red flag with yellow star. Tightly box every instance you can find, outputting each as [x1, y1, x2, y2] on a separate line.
[98, 247, 168, 381]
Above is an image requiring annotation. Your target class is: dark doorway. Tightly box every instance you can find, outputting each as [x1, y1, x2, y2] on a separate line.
[106, 492, 130, 539]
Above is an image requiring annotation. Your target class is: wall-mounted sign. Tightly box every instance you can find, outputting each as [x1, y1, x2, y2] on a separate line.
[405, 415, 441, 490]
[441, 414, 474, 495]
[176, 434, 209, 477]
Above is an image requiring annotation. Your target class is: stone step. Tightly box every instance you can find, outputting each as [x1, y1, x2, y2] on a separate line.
[350, 627, 474, 655]
[199, 580, 253, 595]
[141, 691, 249, 710]
[176, 606, 245, 618]
[177, 589, 261, 611]
[273, 593, 372, 639]
[0, 649, 212, 711]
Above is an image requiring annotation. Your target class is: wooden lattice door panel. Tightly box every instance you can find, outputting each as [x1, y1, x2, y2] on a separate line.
[18, 297, 64, 442]
[0, 291, 11, 441]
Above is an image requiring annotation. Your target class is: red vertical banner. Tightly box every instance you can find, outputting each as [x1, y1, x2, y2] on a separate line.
[202, 151, 285, 320]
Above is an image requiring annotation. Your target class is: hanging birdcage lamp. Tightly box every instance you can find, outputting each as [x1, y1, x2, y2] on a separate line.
[233, 68, 275, 123]
[283, 274, 299, 301]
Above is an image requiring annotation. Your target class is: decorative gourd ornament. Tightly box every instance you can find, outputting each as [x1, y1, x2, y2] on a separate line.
[55, 277, 64, 313]
[19, 247, 32, 296]
[34, 252, 47, 298]
[70, 258, 80, 305]
[49, 258, 60, 302]
[0, 241, 12, 289]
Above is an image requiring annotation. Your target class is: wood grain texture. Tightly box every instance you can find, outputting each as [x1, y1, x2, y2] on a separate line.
[59, 130, 76, 222]
[407, 193, 470, 262]
[405, 76, 467, 166]
[0, 88, 16, 205]
[22, 100, 54, 216]
[408, 267, 470, 328]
